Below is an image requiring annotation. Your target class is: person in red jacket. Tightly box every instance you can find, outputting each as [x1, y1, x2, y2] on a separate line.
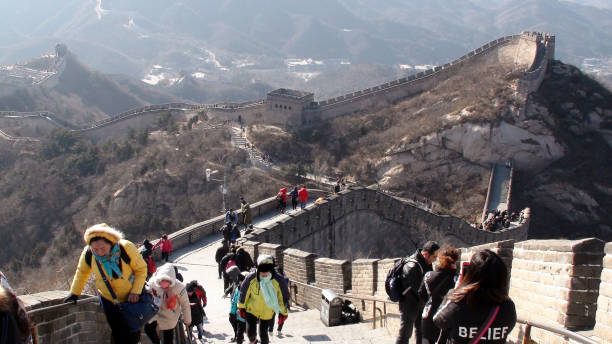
[154, 234, 173, 262]
[276, 188, 287, 214]
[298, 186, 309, 210]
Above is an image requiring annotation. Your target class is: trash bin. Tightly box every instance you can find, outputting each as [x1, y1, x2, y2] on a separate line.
[320, 289, 343, 326]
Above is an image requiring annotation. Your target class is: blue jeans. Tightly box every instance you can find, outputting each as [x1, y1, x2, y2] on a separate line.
[300, 201, 306, 209]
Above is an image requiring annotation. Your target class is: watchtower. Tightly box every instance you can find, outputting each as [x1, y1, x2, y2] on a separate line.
[266, 88, 314, 126]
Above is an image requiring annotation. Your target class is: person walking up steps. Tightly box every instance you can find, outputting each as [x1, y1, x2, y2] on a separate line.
[226, 266, 247, 344]
[418, 245, 460, 344]
[145, 264, 191, 344]
[298, 185, 309, 210]
[64, 223, 148, 344]
[289, 187, 299, 211]
[433, 249, 517, 344]
[240, 197, 253, 229]
[396, 240, 439, 344]
[186, 281, 206, 340]
[154, 234, 173, 263]
[238, 255, 289, 344]
[276, 188, 287, 214]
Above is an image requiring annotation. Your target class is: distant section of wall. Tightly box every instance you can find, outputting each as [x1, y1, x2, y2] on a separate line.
[243, 187, 530, 260]
[21, 291, 110, 344]
[298, 32, 551, 124]
[594, 242, 612, 344]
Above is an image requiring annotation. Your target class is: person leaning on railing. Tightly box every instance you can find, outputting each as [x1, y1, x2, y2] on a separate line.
[63, 223, 148, 344]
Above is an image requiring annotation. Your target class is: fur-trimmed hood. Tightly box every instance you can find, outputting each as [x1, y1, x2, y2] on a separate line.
[0, 286, 15, 313]
[83, 223, 124, 244]
[150, 263, 178, 289]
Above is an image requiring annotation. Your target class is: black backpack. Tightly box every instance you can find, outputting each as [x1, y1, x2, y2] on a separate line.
[385, 258, 421, 302]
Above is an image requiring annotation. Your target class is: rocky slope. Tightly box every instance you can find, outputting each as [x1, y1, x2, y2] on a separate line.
[0, 124, 292, 292]
[250, 60, 612, 241]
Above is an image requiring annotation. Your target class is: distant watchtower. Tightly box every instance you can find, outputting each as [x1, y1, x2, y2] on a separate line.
[266, 88, 314, 126]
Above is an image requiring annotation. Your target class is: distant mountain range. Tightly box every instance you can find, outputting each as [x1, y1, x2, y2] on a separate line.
[0, 0, 610, 107]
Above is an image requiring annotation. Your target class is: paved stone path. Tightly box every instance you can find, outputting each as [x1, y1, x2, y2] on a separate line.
[168, 208, 396, 344]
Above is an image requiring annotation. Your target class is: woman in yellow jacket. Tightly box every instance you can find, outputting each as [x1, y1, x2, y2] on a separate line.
[63, 223, 147, 344]
[238, 255, 289, 344]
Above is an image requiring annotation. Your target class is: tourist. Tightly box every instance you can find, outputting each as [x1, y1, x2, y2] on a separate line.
[145, 264, 191, 344]
[276, 188, 288, 214]
[227, 267, 247, 344]
[236, 246, 255, 272]
[231, 223, 241, 243]
[396, 241, 440, 344]
[334, 182, 340, 193]
[154, 234, 173, 263]
[220, 246, 239, 291]
[64, 223, 148, 344]
[240, 197, 253, 229]
[419, 245, 460, 344]
[298, 185, 309, 210]
[140, 239, 157, 279]
[215, 242, 230, 279]
[0, 285, 31, 344]
[220, 221, 233, 247]
[433, 250, 517, 344]
[238, 255, 289, 344]
[244, 224, 255, 235]
[289, 187, 299, 211]
[226, 208, 238, 226]
[268, 263, 290, 337]
[186, 282, 206, 340]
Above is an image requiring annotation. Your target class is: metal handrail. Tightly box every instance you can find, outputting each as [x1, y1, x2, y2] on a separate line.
[516, 318, 600, 344]
[288, 280, 600, 343]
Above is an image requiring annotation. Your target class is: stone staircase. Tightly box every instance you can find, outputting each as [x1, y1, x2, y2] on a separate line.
[230, 126, 274, 169]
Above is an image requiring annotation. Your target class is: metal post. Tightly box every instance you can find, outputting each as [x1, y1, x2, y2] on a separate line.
[522, 324, 532, 344]
[372, 300, 376, 329]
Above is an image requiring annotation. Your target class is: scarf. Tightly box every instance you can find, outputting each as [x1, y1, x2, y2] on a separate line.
[93, 244, 123, 280]
[259, 276, 281, 314]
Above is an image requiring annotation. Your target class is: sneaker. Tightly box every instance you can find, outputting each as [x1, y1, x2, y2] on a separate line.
[229, 337, 236, 342]
[277, 330, 282, 337]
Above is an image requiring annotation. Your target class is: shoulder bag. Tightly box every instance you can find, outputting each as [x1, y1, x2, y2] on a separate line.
[96, 259, 159, 332]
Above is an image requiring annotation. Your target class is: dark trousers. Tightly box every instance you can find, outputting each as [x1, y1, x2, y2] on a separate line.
[396, 300, 422, 344]
[291, 198, 298, 210]
[144, 321, 174, 344]
[161, 251, 170, 262]
[229, 313, 245, 343]
[268, 313, 285, 332]
[99, 296, 140, 344]
[246, 312, 272, 344]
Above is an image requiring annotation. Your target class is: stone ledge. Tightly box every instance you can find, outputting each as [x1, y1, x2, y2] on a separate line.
[515, 238, 605, 253]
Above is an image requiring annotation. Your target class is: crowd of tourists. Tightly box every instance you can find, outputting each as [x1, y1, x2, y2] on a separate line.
[391, 240, 517, 344]
[2, 190, 517, 344]
[479, 210, 520, 232]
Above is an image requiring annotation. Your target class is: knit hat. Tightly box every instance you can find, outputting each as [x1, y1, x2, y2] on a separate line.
[257, 254, 275, 273]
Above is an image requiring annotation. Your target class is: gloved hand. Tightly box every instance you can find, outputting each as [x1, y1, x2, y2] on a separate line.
[278, 314, 288, 326]
[63, 294, 78, 305]
[238, 308, 246, 319]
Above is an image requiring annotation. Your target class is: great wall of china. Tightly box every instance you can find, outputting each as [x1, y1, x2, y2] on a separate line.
[0, 32, 553, 142]
[9, 31, 610, 343]
[18, 187, 612, 343]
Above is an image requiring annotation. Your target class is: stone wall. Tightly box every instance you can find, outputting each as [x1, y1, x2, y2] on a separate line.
[21, 291, 110, 344]
[299, 32, 552, 124]
[243, 187, 530, 261]
[593, 242, 612, 343]
[508, 239, 605, 344]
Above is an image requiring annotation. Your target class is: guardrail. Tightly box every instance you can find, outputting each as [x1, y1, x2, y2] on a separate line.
[288, 280, 600, 343]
